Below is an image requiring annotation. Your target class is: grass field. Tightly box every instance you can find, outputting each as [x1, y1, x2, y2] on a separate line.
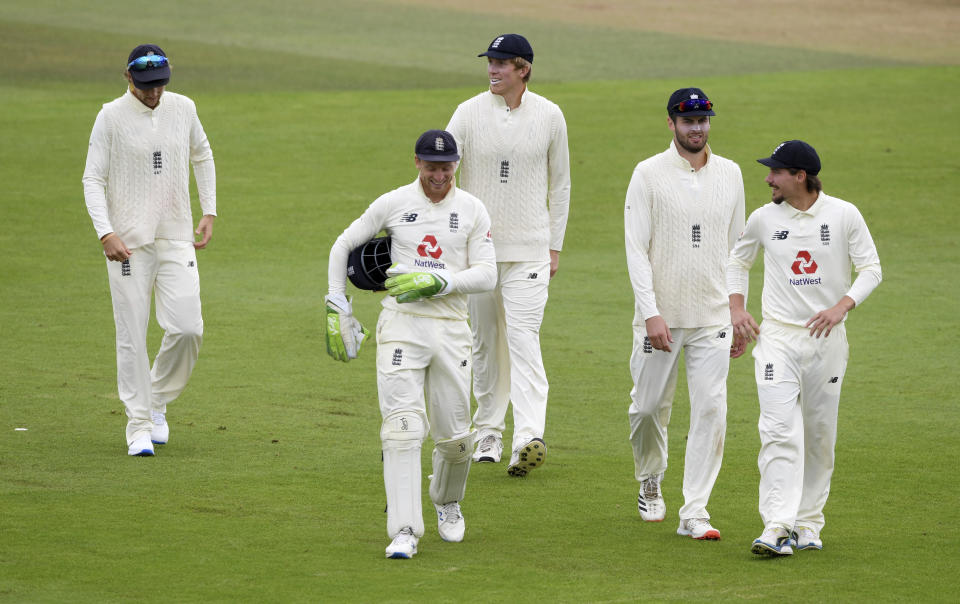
[2, 1, 959, 602]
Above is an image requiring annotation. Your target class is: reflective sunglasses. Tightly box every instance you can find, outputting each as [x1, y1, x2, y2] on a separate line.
[127, 55, 169, 71]
[672, 98, 713, 113]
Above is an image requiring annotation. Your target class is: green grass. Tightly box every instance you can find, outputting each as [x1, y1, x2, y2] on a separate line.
[2, 2, 959, 602]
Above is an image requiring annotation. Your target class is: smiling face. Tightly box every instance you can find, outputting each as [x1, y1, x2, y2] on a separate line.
[669, 114, 711, 154]
[765, 167, 806, 204]
[486, 57, 527, 98]
[415, 158, 457, 202]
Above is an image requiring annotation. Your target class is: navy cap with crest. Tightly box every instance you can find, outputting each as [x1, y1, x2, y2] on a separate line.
[757, 140, 821, 176]
[127, 44, 170, 90]
[478, 34, 534, 63]
[667, 87, 715, 116]
[415, 130, 460, 162]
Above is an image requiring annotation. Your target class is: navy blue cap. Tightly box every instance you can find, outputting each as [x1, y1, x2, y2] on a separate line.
[415, 130, 460, 162]
[127, 44, 170, 90]
[667, 87, 715, 116]
[478, 34, 534, 63]
[758, 140, 821, 176]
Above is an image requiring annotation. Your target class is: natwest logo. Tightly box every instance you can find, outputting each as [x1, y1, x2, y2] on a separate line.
[791, 250, 817, 275]
[417, 235, 443, 259]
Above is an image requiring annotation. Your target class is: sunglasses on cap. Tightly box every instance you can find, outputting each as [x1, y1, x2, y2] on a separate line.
[127, 55, 169, 71]
[672, 98, 713, 113]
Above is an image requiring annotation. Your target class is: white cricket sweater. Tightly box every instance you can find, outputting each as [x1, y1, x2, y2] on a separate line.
[328, 179, 497, 321]
[446, 89, 570, 262]
[727, 192, 882, 327]
[82, 89, 216, 249]
[625, 141, 745, 328]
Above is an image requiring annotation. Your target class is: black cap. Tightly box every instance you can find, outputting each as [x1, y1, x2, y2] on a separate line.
[347, 236, 392, 291]
[667, 87, 715, 116]
[478, 34, 534, 63]
[127, 44, 170, 90]
[415, 130, 460, 162]
[757, 140, 821, 176]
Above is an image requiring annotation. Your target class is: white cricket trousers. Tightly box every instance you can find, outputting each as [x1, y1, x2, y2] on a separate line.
[628, 324, 730, 520]
[469, 260, 550, 453]
[106, 239, 203, 445]
[754, 320, 848, 533]
[376, 309, 474, 537]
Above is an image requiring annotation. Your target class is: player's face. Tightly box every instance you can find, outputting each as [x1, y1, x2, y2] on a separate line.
[765, 168, 802, 203]
[416, 159, 457, 201]
[125, 72, 164, 109]
[669, 115, 710, 154]
[487, 58, 526, 97]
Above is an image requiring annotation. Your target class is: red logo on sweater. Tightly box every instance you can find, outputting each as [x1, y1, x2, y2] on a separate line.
[791, 250, 818, 275]
[417, 235, 442, 259]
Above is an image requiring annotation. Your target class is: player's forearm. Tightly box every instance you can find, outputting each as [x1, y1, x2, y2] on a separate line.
[447, 262, 496, 294]
[193, 157, 217, 216]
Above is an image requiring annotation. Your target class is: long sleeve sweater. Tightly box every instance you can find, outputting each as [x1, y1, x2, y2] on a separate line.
[625, 141, 745, 328]
[82, 90, 216, 248]
[447, 89, 570, 262]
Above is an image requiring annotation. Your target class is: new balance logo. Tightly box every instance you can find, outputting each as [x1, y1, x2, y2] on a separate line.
[828, 376, 839, 383]
[187, 260, 195, 267]
[152, 150, 162, 174]
[500, 160, 510, 183]
[643, 336, 653, 354]
[400, 212, 418, 223]
[449, 212, 459, 232]
[820, 224, 831, 245]
[764, 363, 774, 380]
[717, 331, 727, 339]
[772, 230, 789, 240]
[121, 259, 131, 277]
[528, 273, 538, 280]
[392, 349, 403, 366]
[460, 359, 468, 368]
[691, 224, 701, 247]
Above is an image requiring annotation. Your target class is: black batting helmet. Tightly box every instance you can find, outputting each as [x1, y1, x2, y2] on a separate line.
[347, 236, 392, 291]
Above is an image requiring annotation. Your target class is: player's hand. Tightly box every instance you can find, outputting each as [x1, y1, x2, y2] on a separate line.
[101, 233, 131, 261]
[730, 334, 748, 359]
[194, 214, 215, 249]
[805, 297, 854, 338]
[384, 272, 448, 303]
[644, 315, 673, 353]
[731, 307, 760, 343]
[549, 249, 560, 279]
[324, 293, 369, 362]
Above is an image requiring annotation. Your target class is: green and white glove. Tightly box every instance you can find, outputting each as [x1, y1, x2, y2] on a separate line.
[384, 264, 450, 303]
[324, 293, 369, 362]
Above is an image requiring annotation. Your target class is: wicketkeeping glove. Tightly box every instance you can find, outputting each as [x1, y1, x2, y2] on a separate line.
[324, 293, 369, 362]
[384, 264, 450, 303]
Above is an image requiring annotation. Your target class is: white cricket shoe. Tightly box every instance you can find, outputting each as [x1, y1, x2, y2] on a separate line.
[151, 411, 169, 445]
[751, 526, 794, 556]
[507, 438, 547, 477]
[127, 435, 155, 457]
[473, 434, 502, 463]
[435, 502, 465, 542]
[385, 527, 418, 559]
[794, 525, 823, 551]
[637, 474, 666, 522]
[677, 518, 721, 540]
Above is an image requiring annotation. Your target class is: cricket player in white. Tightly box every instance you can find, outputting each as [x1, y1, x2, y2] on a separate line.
[728, 140, 882, 556]
[446, 33, 570, 476]
[326, 130, 496, 559]
[625, 88, 744, 540]
[82, 44, 216, 457]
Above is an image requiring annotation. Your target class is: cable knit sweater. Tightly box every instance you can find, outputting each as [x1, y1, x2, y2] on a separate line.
[447, 89, 570, 262]
[82, 90, 216, 249]
[624, 141, 745, 328]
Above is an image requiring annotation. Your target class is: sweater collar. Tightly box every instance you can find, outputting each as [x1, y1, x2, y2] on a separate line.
[667, 139, 712, 171]
[488, 87, 528, 111]
[123, 89, 162, 114]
